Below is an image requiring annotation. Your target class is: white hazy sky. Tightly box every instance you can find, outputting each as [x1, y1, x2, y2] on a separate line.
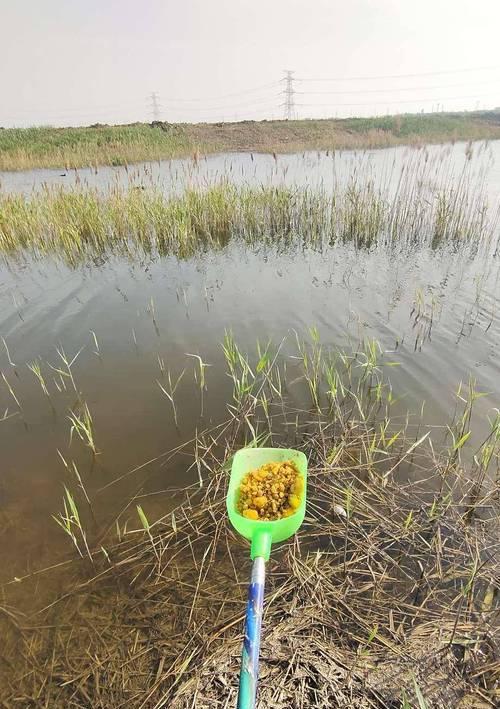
[1, 0, 500, 127]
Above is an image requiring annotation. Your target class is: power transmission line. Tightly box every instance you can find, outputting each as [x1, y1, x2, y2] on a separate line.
[160, 96, 279, 114]
[295, 78, 500, 96]
[282, 70, 296, 120]
[296, 91, 498, 108]
[157, 81, 281, 103]
[5, 75, 497, 123]
[2, 91, 279, 122]
[4, 68, 500, 127]
[295, 63, 500, 82]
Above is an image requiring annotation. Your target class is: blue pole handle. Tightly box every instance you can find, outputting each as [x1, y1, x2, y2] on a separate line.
[237, 556, 266, 709]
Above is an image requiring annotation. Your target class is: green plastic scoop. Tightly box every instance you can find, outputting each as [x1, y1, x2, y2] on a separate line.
[227, 447, 308, 709]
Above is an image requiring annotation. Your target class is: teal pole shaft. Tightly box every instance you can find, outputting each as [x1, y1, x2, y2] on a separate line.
[237, 557, 266, 709]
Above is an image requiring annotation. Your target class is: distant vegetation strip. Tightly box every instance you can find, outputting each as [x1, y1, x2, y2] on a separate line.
[1, 112, 500, 171]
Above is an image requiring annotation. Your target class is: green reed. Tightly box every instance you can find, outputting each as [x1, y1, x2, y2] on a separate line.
[68, 401, 98, 455]
[0, 157, 497, 265]
[0, 123, 195, 171]
[52, 486, 92, 561]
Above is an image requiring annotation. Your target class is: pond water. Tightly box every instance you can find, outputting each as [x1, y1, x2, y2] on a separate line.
[2, 140, 500, 202]
[1, 142, 500, 586]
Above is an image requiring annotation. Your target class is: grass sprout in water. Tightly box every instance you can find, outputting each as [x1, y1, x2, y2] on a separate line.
[186, 353, 210, 417]
[68, 401, 98, 455]
[27, 359, 50, 397]
[157, 367, 186, 428]
[52, 486, 92, 562]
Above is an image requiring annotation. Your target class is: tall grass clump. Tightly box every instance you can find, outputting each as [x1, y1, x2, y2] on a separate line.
[0, 156, 498, 264]
[0, 123, 196, 171]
